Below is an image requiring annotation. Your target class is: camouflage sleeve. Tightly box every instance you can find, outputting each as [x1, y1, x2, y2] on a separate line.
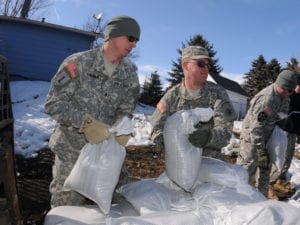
[44, 60, 85, 128]
[207, 88, 237, 149]
[249, 96, 269, 150]
[150, 95, 170, 142]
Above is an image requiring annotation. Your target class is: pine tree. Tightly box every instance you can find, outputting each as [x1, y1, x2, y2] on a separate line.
[139, 71, 164, 107]
[242, 55, 282, 100]
[285, 57, 300, 73]
[166, 34, 222, 91]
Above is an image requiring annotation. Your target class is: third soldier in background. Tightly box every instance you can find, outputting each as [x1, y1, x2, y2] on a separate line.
[236, 70, 298, 198]
[150, 45, 237, 161]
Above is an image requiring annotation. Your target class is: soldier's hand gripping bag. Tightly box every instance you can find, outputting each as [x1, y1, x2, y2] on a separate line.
[64, 136, 126, 214]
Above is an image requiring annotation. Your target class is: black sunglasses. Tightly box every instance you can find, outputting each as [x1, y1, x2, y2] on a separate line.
[127, 36, 139, 43]
[196, 61, 210, 69]
[282, 87, 294, 93]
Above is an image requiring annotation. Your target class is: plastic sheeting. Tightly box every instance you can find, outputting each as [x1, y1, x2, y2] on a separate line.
[163, 108, 214, 191]
[45, 172, 300, 225]
[63, 116, 132, 214]
[45, 109, 300, 225]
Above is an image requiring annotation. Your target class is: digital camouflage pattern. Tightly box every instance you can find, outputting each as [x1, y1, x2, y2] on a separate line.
[279, 133, 297, 179]
[151, 81, 237, 160]
[236, 84, 290, 197]
[45, 47, 140, 207]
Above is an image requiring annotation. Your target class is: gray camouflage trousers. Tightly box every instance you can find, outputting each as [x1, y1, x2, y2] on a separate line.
[280, 133, 297, 179]
[236, 140, 270, 197]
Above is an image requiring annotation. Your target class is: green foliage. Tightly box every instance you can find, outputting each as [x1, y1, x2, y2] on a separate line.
[242, 55, 281, 100]
[285, 58, 300, 73]
[166, 34, 222, 91]
[139, 71, 164, 107]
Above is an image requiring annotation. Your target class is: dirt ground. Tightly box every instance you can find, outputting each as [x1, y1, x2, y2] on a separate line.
[0, 145, 295, 224]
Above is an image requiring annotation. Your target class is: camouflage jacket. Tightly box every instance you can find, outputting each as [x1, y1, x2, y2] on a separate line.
[151, 81, 237, 149]
[45, 47, 140, 129]
[241, 84, 290, 150]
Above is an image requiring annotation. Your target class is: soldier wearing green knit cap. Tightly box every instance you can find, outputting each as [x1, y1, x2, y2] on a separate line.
[45, 15, 141, 207]
[236, 70, 298, 198]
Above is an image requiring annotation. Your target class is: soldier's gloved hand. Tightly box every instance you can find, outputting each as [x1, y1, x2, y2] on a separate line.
[188, 128, 212, 147]
[116, 135, 131, 147]
[79, 114, 111, 144]
[257, 148, 269, 169]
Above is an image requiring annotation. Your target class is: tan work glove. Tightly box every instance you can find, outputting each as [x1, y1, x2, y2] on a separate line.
[79, 114, 110, 144]
[116, 135, 131, 147]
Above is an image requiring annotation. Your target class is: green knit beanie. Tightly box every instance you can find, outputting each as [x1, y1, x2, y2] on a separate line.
[275, 70, 298, 91]
[104, 15, 140, 41]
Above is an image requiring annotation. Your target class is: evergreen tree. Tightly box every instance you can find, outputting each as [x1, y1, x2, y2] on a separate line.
[139, 71, 164, 107]
[267, 58, 281, 83]
[285, 57, 300, 73]
[166, 34, 222, 91]
[242, 55, 282, 100]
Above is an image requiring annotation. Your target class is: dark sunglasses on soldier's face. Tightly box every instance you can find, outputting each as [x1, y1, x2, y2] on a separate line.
[280, 86, 294, 93]
[196, 61, 210, 69]
[127, 36, 139, 42]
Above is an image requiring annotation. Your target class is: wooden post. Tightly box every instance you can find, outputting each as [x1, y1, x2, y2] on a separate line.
[0, 55, 23, 225]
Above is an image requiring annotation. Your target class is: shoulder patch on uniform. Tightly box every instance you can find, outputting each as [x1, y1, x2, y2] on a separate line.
[157, 101, 166, 114]
[65, 62, 80, 78]
[257, 106, 271, 122]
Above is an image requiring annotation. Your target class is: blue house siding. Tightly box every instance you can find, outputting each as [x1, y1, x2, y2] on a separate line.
[0, 16, 97, 81]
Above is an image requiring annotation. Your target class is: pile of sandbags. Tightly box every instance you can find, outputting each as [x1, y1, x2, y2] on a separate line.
[45, 109, 300, 225]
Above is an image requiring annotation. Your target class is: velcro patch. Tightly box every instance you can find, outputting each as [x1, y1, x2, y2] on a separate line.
[157, 101, 166, 114]
[65, 62, 80, 78]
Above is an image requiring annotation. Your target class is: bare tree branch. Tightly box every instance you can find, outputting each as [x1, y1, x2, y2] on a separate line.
[0, 0, 52, 18]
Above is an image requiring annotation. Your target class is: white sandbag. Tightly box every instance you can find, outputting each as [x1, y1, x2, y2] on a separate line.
[266, 126, 288, 171]
[44, 205, 106, 225]
[64, 136, 126, 214]
[163, 108, 214, 191]
[44, 201, 139, 225]
[107, 210, 202, 225]
[118, 179, 191, 215]
[225, 200, 300, 225]
[193, 157, 254, 196]
[192, 182, 266, 225]
[192, 183, 265, 209]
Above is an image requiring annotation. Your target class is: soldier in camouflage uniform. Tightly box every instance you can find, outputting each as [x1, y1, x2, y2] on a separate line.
[151, 46, 237, 160]
[44, 15, 141, 207]
[236, 70, 298, 197]
[277, 74, 300, 182]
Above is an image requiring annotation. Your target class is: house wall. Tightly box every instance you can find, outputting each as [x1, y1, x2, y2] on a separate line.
[0, 18, 95, 81]
[207, 75, 247, 119]
[226, 89, 247, 120]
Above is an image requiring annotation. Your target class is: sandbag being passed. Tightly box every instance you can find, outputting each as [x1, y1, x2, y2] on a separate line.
[163, 108, 214, 191]
[266, 125, 288, 171]
[64, 136, 126, 214]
